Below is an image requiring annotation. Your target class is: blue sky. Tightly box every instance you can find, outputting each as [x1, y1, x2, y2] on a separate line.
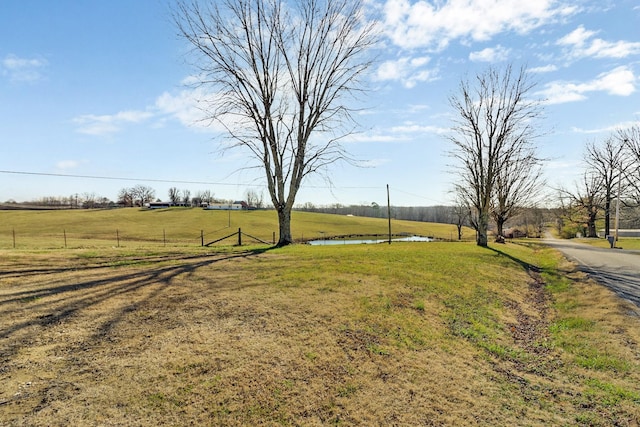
[1, 0, 639, 207]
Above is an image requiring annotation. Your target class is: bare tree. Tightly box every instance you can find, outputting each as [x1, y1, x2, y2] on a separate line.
[531, 207, 546, 238]
[98, 197, 112, 208]
[583, 137, 628, 237]
[557, 171, 604, 238]
[491, 149, 544, 238]
[131, 185, 156, 207]
[245, 189, 255, 207]
[168, 187, 181, 205]
[174, 0, 378, 246]
[619, 125, 640, 205]
[118, 188, 134, 207]
[182, 189, 192, 206]
[245, 188, 262, 208]
[82, 192, 98, 209]
[198, 190, 213, 204]
[452, 198, 470, 241]
[448, 64, 544, 246]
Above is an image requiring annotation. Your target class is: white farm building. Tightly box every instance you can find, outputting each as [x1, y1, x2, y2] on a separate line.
[204, 201, 250, 211]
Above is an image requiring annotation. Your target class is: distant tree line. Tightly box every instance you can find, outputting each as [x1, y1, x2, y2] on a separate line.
[118, 186, 228, 207]
[296, 203, 455, 223]
[117, 186, 266, 208]
[296, 202, 551, 240]
[4, 186, 267, 210]
[4, 193, 115, 209]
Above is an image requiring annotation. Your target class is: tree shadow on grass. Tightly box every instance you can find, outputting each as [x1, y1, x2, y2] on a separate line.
[484, 244, 574, 290]
[0, 250, 263, 363]
[485, 246, 541, 273]
[0, 251, 259, 280]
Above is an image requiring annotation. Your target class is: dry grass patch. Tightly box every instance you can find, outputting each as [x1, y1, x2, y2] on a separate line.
[0, 243, 639, 426]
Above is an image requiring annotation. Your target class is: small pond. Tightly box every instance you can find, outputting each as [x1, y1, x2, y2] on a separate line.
[307, 235, 433, 245]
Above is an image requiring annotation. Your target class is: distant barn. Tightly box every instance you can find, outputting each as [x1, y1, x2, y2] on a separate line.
[146, 202, 172, 209]
[204, 201, 249, 211]
[146, 201, 190, 209]
[503, 228, 527, 238]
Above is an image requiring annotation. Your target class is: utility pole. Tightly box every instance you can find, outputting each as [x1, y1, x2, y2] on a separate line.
[387, 184, 391, 245]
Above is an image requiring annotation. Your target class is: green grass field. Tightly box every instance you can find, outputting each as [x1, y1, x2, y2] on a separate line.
[1, 210, 639, 425]
[0, 207, 473, 249]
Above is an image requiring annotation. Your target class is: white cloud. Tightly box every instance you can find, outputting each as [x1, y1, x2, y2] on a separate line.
[72, 82, 238, 137]
[407, 104, 430, 113]
[73, 110, 153, 135]
[546, 159, 577, 170]
[557, 25, 595, 47]
[343, 132, 407, 143]
[390, 123, 449, 134]
[56, 160, 81, 170]
[557, 25, 640, 59]
[530, 64, 558, 73]
[571, 120, 640, 135]
[538, 81, 588, 104]
[360, 158, 391, 167]
[594, 66, 637, 95]
[155, 88, 219, 130]
[1, 54, 48, 83]
[538, 66, 637, 104]
[469, 45, 510, 62]
[374, 56, 437, 88]
[381, 0, 576, 51]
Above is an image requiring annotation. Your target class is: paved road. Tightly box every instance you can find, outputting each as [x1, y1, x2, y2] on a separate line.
[543, 238, 640, 307]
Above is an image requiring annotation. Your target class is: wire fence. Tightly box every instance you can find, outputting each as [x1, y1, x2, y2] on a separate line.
[0, 227, 460, 250]
[0, 227, 278, 250]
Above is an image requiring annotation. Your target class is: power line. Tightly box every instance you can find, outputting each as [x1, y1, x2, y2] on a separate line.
[1, 169, 451, 205]
[389, 186, 450, 205]
[0, 169, 380, 190]
[0, 169, 244, 186]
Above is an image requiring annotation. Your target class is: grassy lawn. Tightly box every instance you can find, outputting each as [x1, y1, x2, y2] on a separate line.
[574, 237, 640, 251]
[1, 238, 639, 425]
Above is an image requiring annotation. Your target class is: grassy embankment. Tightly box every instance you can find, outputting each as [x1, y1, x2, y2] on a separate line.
[0, 210, 639, 425]
[0, 208, 471, 249]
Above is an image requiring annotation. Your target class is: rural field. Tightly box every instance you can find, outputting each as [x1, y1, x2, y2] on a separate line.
[0, 208, 470, 249]
[1, 209, 639, 426]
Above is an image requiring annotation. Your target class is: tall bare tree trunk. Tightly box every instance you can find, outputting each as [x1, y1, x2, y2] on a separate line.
[496, 216, 505, 239]
[276, 207, 292, 246]
[477, 210, 489, 247]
